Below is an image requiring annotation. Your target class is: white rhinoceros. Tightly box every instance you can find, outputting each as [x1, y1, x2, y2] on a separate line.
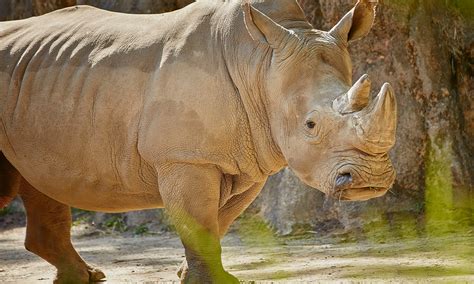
[0, 0, 396, 282]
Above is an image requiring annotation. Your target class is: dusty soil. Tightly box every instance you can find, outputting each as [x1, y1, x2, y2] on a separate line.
[0, 224, 472, 283]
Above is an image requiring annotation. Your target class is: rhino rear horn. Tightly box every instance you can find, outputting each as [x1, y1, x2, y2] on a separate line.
[329, 0, 378, 43]
[242, 2, 293, 49]
[333, 74, 371, 114]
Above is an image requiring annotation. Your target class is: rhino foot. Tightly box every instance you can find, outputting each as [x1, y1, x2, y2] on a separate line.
[87, 265, 106, 282]
[177, 259, 188, 278]
[52, 265, 105, 284]
[181, 270, 239, 284]
[53, 269, 89, 284]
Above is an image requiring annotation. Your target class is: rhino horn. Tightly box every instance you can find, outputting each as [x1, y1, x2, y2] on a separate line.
[243, 2, 293, 49]
[333, 74, 371, 114]
[355, 83, 397, 153]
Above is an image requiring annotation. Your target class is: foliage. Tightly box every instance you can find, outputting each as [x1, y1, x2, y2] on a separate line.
[0, 206, 12, 217]
[133, 224, 150, 236]
[450, 0, 474, 18]
[103, 215, 128, 233]
[424, 136, 473, 236]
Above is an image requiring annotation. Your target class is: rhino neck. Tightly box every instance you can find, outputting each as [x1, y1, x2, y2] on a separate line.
[236, 72, 287, 177]
[218, 3, 288, 178]
[235, 55, 287, 177]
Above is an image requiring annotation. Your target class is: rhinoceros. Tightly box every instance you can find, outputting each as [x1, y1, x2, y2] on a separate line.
[0, 0, 396, 282]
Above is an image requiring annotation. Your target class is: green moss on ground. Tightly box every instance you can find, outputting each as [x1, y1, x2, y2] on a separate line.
[236, 213, 281, 247]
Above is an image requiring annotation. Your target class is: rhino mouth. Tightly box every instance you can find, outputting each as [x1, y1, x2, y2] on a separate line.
[335, 186, 388, 201]
[333, 172, 390, 201]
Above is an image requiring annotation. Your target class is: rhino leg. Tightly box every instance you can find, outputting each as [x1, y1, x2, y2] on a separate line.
[158, 163, 239, 284]
[0, 152, 21, 208]
[177, 181, 265, 279]
[19, 179, 105, 284]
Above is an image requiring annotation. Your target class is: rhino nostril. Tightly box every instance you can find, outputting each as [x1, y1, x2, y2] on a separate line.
[335, 173, 352, 187]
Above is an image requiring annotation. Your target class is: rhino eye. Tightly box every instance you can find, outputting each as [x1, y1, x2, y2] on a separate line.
[306, 121, 316, 129]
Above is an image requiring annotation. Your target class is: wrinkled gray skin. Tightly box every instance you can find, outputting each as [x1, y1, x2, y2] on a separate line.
[0, 0, 396, 283]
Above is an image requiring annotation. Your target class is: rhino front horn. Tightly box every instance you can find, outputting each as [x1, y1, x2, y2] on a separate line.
[333, 74, 371, 114]
[354, 83, 397, 154]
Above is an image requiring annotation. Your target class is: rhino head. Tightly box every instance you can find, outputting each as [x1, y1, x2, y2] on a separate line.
[243, 0, 396, 201]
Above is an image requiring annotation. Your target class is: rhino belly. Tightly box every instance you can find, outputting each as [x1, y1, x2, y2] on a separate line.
[1, 88, 163, 212]
[1, 102, 163, 212]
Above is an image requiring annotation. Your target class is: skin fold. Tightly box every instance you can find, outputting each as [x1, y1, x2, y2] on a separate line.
[0, 0, 396, 283]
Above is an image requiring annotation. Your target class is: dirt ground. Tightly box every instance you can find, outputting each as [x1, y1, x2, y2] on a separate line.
[0, 224, 473, 283]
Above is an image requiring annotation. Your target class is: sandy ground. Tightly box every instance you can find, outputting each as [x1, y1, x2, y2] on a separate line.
[0, 225, 473, 283]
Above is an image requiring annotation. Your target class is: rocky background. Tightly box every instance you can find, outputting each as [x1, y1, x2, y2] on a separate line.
[1, 0, 472, 237]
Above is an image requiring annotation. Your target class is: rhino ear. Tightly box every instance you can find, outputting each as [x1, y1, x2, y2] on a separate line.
[329, 0, 378, 43]
[242, 2, 292, 49]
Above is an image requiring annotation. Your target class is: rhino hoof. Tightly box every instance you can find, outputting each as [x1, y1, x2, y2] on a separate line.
[181, 270, 239, 284]
[177, 259, 188, 278]
[87, 266, 106, 282]
[53, 271, 89, 284]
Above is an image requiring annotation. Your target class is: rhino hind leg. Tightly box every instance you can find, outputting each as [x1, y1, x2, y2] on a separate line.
[0, 152, 21, 208]
[19, 179, 105, 284]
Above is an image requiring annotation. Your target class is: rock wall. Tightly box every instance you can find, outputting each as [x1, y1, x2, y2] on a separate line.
[1, 0, 472, 236]
[256, 0, 473, 235]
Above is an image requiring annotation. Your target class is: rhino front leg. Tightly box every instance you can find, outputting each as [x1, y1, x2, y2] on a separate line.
[177, 181, 265, 279]
[19, 179, 105, 284]
[158, 163, 239, 284]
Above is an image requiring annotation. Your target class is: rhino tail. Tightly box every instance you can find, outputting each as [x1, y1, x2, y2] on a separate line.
[0, 152, 20, 209]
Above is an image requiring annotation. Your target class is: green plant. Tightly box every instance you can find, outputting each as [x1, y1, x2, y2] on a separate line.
[0, 206, 12, 217]
[104, 215, 128, 233]
[134, 224, 150, 235]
